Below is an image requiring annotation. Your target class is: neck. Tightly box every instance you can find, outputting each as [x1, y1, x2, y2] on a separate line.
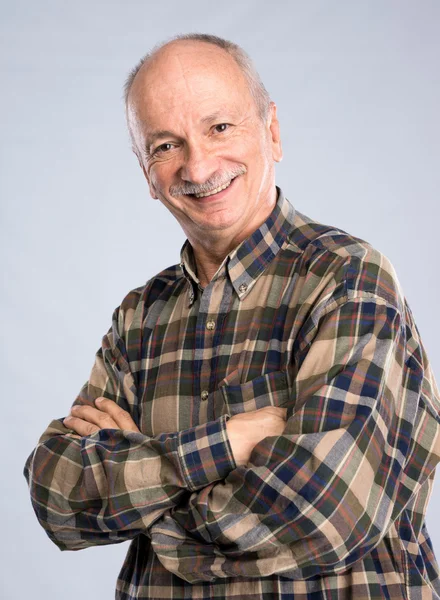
[188, 186, 278, 288]
[191, 241, 235, 288]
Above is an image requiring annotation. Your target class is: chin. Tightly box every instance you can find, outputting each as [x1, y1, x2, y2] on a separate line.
[198, 210, 242, 232]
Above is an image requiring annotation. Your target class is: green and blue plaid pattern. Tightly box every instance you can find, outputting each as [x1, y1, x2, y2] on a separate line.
[24, 187, 440, 599]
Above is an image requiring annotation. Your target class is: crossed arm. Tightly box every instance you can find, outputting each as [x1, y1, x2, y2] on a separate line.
[23, 292, 440, 582]
[23, 307, 285, 554]
[62, 399, 287, 468]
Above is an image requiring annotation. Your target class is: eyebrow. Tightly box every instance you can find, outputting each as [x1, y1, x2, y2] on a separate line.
[145, 129, 178, 152]
[200, 111, 230, 124]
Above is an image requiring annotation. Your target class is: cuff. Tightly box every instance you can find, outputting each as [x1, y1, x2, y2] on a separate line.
[177, 414, 237, 491]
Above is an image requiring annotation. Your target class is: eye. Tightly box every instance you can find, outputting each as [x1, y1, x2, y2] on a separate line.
[152, 142, 176, 156]
[213, 123, 230, 133]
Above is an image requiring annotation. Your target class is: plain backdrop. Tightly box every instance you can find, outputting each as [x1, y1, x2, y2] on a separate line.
[1, 1, 439, 598]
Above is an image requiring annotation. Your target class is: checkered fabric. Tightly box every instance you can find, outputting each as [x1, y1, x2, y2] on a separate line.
[24, 187, 440, 599]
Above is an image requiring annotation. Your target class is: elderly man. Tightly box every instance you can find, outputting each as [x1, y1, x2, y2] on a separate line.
[24, 33, 440, 599]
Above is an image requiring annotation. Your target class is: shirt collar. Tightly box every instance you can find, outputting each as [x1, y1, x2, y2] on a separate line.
[179, 186, 295, 304]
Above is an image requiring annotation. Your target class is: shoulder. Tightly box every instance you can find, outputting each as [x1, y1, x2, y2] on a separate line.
[112, 263, 185, 333]
[286, 208, 404, 313]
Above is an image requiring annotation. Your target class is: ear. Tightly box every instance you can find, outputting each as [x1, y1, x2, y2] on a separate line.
[267, 102, 283, 163]
[133, 147, 159, 199]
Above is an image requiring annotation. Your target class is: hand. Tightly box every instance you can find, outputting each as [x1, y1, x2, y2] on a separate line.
[63, 397, 141, 436]
[226, 406, 287, 466]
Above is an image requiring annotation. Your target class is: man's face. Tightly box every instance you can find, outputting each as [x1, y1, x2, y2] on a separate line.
[127, 41, 282, 244]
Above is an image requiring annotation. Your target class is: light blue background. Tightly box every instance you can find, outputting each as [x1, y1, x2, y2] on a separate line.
[2, 1, 439, 598]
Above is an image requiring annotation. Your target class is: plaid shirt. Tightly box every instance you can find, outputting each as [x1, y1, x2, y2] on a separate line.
[24, 187, 440, 599]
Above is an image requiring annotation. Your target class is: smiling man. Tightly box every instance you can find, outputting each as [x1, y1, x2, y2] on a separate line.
[24, 34, 440, 600]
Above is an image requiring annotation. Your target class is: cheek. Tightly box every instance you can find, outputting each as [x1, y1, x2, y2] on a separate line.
[149, 160, 178, 188]
[148, 167, 160, 188]
[240, 131, 269, 162]
[253, 136, 274, 169]
[148, 165, 168, 193]
[221, 141, 255, 171]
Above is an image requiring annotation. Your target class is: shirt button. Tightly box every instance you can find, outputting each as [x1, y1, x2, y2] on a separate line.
[239, 283, 248, 293]
[201, 390, 209, 401]
[206, 320, 215, 330]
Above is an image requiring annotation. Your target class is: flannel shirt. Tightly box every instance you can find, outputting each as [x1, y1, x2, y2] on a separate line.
[24, 187, 440, 599]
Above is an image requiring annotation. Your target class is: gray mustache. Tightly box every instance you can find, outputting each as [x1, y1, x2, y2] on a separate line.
[169, 165, 247, 196]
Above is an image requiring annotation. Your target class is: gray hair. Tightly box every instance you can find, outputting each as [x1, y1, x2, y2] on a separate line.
[123, 33, 271, 123]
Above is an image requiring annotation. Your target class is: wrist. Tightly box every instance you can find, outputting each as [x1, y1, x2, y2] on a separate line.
[178, 416, 236, 489]
[226, 418, 252, 466]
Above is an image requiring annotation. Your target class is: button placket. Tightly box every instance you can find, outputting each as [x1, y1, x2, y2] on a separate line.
[197, 278, 229, 412]
[195, 284, 214, 406]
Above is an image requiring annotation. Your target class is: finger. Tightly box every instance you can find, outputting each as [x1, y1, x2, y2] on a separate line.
[63, 416, 101, 436]
[69, 404, 120, 430]
[94, 397, 140, 433]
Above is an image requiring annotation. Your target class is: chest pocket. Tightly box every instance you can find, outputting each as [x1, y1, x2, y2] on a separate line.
[218, 370, 291, 416]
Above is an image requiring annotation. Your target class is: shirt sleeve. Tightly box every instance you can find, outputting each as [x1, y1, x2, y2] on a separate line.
[149, 291, 440, 582]
[23, 302, 236, 551]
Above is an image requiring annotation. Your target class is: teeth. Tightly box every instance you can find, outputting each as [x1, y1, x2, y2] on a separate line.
[194, 179, 233, 198]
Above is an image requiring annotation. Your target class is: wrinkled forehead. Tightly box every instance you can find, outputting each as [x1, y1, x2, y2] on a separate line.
[127, 41, 254, 128]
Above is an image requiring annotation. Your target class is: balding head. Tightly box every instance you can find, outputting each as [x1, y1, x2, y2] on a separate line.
[124, 34, 271, 149]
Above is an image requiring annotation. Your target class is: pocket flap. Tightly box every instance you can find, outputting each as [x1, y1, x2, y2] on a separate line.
[220, 370, 290, 415]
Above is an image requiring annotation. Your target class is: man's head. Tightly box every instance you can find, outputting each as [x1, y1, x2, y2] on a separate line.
[125, 34, 282, 246]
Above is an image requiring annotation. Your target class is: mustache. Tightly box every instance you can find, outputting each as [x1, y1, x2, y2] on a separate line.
[169, 165, 247, 197]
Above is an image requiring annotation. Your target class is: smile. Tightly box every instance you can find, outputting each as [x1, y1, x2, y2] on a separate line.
[194, 178, 234, 198]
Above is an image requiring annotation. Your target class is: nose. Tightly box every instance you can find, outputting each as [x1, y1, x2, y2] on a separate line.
[179, 140, 218, 185]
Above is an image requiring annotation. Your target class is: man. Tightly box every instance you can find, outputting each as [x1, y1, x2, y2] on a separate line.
[24, 33, 440, 599]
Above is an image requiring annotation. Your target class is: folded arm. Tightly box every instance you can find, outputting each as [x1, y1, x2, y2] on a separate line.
[23, 304, 236, 551]
[149, 293, 440, 582]
[23, 297, 287, 551]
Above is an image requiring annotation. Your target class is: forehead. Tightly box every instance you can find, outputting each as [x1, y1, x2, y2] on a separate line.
[128, 41, 254, 131]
